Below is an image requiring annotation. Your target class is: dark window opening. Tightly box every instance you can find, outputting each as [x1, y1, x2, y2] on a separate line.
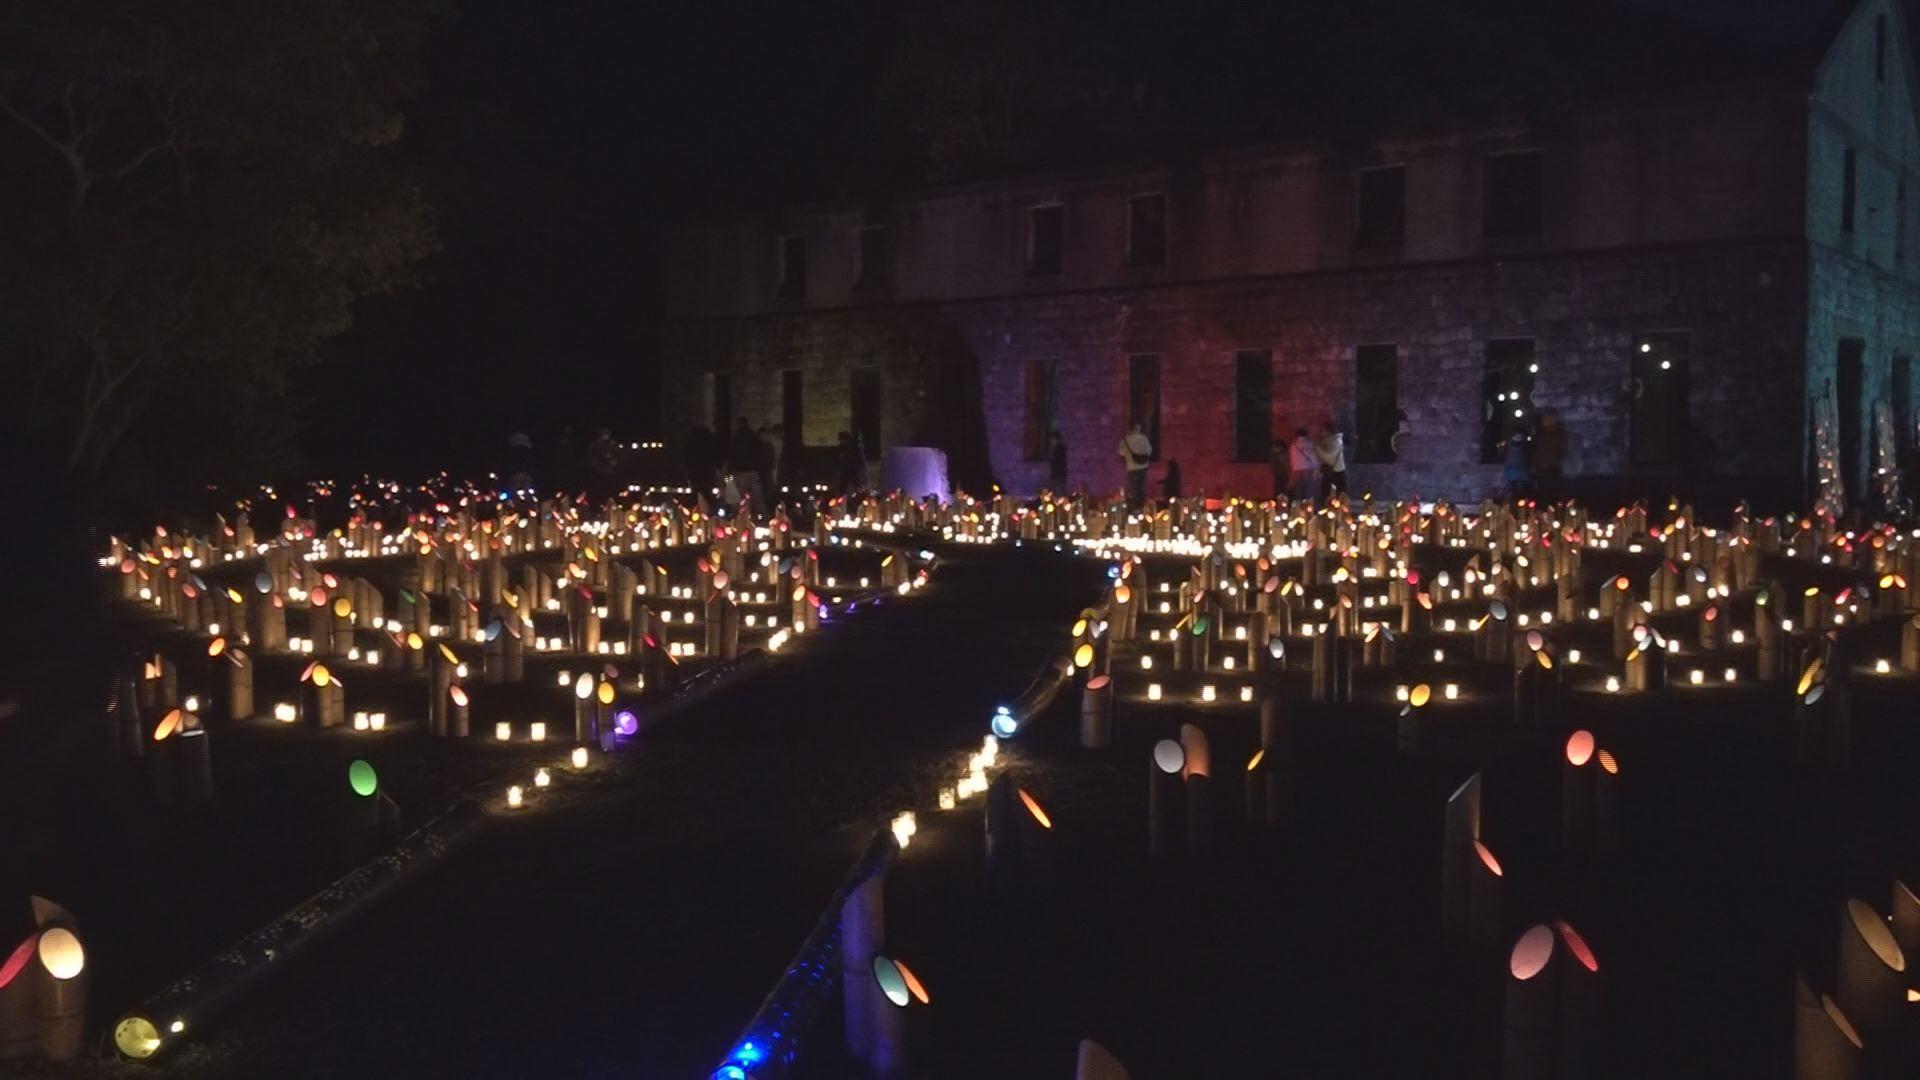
[1233, 351, 1273, 462]
[1127, 354, 1161, 461]
[1899, 177, 1907, 264]
[1355, 166, 1406, 248]
[781, 369, 803, 460]
[1127, 194, 1166, 266]
[1354, 344, 1400, 464]
[1843, 149, 1858, 233]
[1484, 151, 1545, 238]
[1481, 339, 1536, 464]
[1877, 14, 1888, 83]
[1837, 339, 1865, 505]
[1893, 354, 1914, 469]
[710, 372, 733, 442]
[1030, 205, 1064, 275]
[1024, 359, 1058, 461]
[778, 235, 807, 298]
[850, 366, 882, 458]
[856, 226, 889, 290]
[1629, 333, 1691, 467]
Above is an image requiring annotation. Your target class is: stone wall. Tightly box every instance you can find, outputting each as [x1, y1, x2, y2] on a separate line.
[662, 239, 1808, 503]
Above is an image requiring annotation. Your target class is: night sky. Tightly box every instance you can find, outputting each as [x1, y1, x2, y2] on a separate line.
[309, 0, 1901, 479]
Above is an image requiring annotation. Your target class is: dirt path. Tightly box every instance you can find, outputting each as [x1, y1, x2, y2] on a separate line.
[145, 544, 1103, 1079]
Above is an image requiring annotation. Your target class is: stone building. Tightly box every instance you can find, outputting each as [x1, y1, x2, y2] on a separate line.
[661, 0, 1920, 508]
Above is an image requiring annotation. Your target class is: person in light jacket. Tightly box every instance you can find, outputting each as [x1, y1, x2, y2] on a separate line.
[1287, 428, 1319, 502]
[1118, 423, 1153, 505]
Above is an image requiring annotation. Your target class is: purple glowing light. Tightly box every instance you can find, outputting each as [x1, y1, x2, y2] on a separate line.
[614, 710, 638, 736]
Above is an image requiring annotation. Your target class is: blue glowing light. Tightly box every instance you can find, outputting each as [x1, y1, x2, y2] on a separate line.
[991, 711, 1018, 738]
[1108, 564, 1122, 579]
[732, 1041, 763, 1064]
[713, 1068, 748, 1080]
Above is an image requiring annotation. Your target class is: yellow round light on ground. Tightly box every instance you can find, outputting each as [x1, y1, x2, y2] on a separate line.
[114, 1015, 162, 1060]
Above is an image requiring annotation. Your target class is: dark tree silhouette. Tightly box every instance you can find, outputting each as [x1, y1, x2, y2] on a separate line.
[0, 0, 443, 491]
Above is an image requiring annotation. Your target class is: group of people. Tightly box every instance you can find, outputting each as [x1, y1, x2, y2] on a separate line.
[684, 419, 779, 506]
[1498, 408, 1568, 498]
[682, 422, 872, 509]
[1273, 424, 1348, 501]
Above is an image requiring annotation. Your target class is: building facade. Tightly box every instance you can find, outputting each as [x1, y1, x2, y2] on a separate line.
[661, 0, 1920, 509]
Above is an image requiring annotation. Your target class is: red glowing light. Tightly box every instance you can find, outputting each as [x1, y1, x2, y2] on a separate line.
[1565, 730, 1595, 766]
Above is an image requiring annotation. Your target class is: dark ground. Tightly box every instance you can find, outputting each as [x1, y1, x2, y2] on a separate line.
[45, 544, 1106, 1079]
[6, 538, 1920, 1078]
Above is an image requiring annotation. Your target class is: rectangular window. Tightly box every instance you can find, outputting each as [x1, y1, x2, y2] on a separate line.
[781, 369, 803, 457]
[709, 372, 733, 442]
[1877, 14, 1888, 83]
[1481, 339, 1536, 464]
[1843, 149, 1858, 233]
[1355, 165, 1406, 248]
[1126, 193, 1166, 266]
[1232, 351, 1273, 462]
[1629, 333, 1691, 466]
[1899, 177, 1907, 264]
[1484, 151, 1545, 238]
[778, 235, 807, 298]
[1893, 354, 1913, 466]
[1030, 205, 1064, 275]
[1354, 344, 1400, 464]
[1024, 359, 1058, 461]
[850, 366, 882, 458]
[855, 226, 889, 289]
[1127, 354, 1161, 461]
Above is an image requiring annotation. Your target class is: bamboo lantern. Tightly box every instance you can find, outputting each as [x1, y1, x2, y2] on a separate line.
[148, 708, 182, 804]
[0, 934, 37, 1059]
[1891, 880, 1920, 956]
[447, 683, 470, 738]
[503, 615, 525, 682]
[32, 927, 86, 1061]
[429, 647, 453, 737]
[1900, 614, 1919, 673]
[1310, 624, 1351, 704]
[1502, 921, 1600, 1080]
[483, 616, 506, 683]
[1561, 731, 1596, 853]
[1441, 772, 1482, 943]
[1834, 898, 1906, 1034]
[1180, 723, 1214, 854]
[841, 867, 886, 1067]
[1149, 739, 1184, 858]
[220, 643, 253, 722]
[1080, 676, 1114, 749]
[176, 722, 214, 804]
[1793, 973, 1863, 1080]
[1076, 1039, 1134, 1080]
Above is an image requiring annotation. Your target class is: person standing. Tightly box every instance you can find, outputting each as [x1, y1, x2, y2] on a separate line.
[836, 431, 862, 497]
[683, 424, 718, 496]
[1269, 435, 1291, 500]
[1287, 428, 1319, 502]
[1047, 430, 1069, 495]
[1315, 422, 1347, 498]
[1118, 422, 1153, 505]
[729, 418, 762, 508]
[1532, 408, 1567, 499]
[1501, 423, 1533, 500]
